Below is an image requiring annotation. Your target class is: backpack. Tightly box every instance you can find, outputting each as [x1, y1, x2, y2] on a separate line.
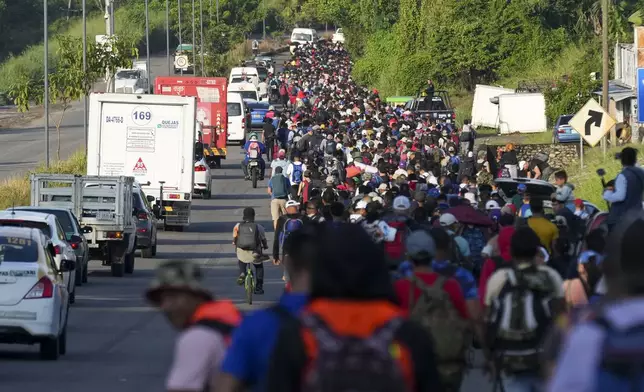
[593, 313, 644, 391]
[460, 131, 471, 142]
[292, 163, 303, 184]
[279, 217, 304, 251]
[486, 266, 555, 373]
[448, 233, 473, 272]
[309, 136, 323, 152]
[407, 275, 470, 384]
[384, 221, 410, 265]
[247, 141, 261, 159]
[325, 140, 336, 155]
[236, 222, 259, 251]
[448, 156, 460, 174]
[271, 174, 288, 198]
[267, 305, 413, 392]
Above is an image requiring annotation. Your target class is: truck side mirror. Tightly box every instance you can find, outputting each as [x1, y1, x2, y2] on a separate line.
[146, 195, 156, 203]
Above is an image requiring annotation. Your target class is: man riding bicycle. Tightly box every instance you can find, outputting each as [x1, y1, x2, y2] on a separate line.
[242, 133, 266, 180]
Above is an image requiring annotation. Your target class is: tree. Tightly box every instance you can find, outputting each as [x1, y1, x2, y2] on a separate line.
[9, 35, 136, 160]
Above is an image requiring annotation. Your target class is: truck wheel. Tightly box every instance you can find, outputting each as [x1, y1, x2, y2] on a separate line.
[111, 262, 125, 277]
[124, 251, 135, 274]
[40, 336, 60, 360]
[75, 265, 83, 287]
[59, 326, 67, 355]
[141, 246, 153, 258]
[81, 261, 88, 283]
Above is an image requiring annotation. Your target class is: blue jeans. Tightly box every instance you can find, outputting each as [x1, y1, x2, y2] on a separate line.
[499, 373, 543, 392]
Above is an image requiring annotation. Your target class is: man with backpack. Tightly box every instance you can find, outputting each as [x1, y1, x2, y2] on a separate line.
[273, 200, 308, 280]
[219, 226, 316, 392]
[383, 195, 416, 270]
[267, 223, 444, 392]
[145, 260, 242, 392]
[549, 213, 644, 392]
[233, 207, 269, 294]
[268, 166, 291, 229]
[286, 153, 306, 200]
[484, 227, 565, 392]
[393, 229, 471, 391]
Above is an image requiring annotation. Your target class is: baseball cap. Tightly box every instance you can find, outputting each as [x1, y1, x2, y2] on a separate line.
[393, 195, 411, 211]
[518, 184, 527, 192]
[326, 176, 334, 184]
[439, 213, 458, 227]
[285, 200, 300, 208]
[486, 200, 500, 210]
[406, 230, 436, 260]
[355, 200, 368, 210]
[574, 198, 584, 207]
[145, 260, 212, 305]
[278, 149, 286, 158]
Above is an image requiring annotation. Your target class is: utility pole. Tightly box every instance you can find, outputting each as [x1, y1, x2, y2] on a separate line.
[178, 0, 183, 76]
[262, 0, 266, 40]
[82, 0, 87, 151]
[602, 0, 610, 156]
[200, 0, 205, 76]
[145, 0, 151, 92]
[166, 0, 171, 75]
[44, 0, 50, 168]
[105, 0, 115, 92]
[192, 0, 196, 75]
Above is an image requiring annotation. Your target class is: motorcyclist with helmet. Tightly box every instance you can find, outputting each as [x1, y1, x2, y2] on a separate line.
[242, 133, 266, 180]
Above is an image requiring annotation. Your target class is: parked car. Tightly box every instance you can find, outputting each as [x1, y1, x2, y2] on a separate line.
[552, 114, 580, 143]
[0, 226, 73, 360]
[193, 144, 213, 199]
[332, 28, 345, 44]
[11, 206, 90, 287]
[133, 184, 158, 258]
[0, 210, 79, 303]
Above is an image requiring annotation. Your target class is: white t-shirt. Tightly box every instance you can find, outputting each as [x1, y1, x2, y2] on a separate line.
[270, 159, 290, 178]
[286, 162, 307, 184]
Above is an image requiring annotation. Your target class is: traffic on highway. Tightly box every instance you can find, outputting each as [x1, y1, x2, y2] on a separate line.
[0, 25, 643, 392]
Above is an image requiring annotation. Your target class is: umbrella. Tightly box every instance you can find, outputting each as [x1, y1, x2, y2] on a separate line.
[446, 205, 494, 227]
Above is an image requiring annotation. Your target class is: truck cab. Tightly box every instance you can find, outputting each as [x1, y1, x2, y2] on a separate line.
[404, 90, 456, 123]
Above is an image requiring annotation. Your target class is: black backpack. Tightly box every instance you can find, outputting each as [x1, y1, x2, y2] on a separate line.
[236, 222, 258, 251]
[325, 140, 336, 155]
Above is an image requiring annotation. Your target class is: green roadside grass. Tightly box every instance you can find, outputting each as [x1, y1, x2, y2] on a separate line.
[0, 8, 166, 94]
[566, 144, 640, 209]
[0, 150, 86, 210]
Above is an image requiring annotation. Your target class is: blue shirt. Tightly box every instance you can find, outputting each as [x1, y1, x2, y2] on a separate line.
[221, 293, 308, 392]
[431, 260, 478, 300]
[267, 175, 291, 199]
[243, 140, 267, 158]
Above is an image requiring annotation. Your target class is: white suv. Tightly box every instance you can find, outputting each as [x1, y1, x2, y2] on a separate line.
[0, 210, 79, 303]
[0, 226, 72, 360]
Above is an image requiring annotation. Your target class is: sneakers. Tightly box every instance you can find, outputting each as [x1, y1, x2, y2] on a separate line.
[236, 274, 245, 286]
[254, 285, 265, 295]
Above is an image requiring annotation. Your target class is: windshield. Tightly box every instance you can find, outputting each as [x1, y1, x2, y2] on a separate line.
[231, 76, 253, 84]
[116, 70, 140, 80]
[0, 220, 51, 238]
[22, 209, 73, 237]
[0, 236, 39, 263]
[257, 67, 268, 81]
[292, 33, 312, 42]
[233, 91, 258, 100]
[227, 103, 242, 116]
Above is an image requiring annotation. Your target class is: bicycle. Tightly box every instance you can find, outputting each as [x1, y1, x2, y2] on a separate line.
[244, 262, 255, 305]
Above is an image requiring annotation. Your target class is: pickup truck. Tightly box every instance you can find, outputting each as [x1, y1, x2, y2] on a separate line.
[30, 174, 137, 277]
[403, 90, 456, 123]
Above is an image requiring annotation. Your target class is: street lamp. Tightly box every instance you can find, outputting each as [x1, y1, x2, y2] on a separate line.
[145, 0, 151, 91]
[44, 0, 50, 168]
[178, 0, 183, 76]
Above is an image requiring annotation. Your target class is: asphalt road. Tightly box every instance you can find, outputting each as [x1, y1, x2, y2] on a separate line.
[0, 50, 494, 392]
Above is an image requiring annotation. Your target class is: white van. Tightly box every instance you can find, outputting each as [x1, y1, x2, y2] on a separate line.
[229, 67, 260, 86]
[227, 92, 248, 144]
[290, 28, 318, 53]
[229, 82, 259, 101]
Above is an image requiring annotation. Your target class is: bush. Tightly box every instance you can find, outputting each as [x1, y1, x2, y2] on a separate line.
[0, 150, 86, 210]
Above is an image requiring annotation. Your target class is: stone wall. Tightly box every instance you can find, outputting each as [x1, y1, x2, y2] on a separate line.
[478, 143, 579, 169]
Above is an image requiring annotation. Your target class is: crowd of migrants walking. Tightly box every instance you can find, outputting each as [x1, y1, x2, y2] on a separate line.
[146, 38, 644, 392]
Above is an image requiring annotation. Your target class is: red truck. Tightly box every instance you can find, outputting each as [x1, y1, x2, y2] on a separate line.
[154, 77, 228, 168]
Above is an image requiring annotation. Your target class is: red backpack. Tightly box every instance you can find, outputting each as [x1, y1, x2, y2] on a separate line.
[384, 221, 409, 263]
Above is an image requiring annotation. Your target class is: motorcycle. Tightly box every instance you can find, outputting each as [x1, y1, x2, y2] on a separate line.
[269, 83, 280, 103]
[248, 158, 261, 189]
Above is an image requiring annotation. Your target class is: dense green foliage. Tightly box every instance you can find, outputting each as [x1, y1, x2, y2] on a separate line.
[292, 0, 644, 122]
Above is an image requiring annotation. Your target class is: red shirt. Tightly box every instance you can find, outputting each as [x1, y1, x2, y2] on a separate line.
[394, 272, 469, 320]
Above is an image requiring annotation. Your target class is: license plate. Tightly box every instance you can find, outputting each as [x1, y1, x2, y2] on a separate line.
[96, 211, 112, 220]
[249, 161, 259, 166]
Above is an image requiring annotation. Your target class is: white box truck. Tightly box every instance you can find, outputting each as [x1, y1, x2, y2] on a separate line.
[87, 93, 197, 231]
[498, 93, 548, 134]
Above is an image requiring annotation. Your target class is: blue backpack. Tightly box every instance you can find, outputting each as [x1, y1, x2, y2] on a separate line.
[292, 164, 303, 184]
[594, 313, 644, 391]
[279, 218, 304, 250]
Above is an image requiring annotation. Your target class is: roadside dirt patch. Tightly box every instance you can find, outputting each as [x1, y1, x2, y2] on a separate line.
[0, 103, 67, 129]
